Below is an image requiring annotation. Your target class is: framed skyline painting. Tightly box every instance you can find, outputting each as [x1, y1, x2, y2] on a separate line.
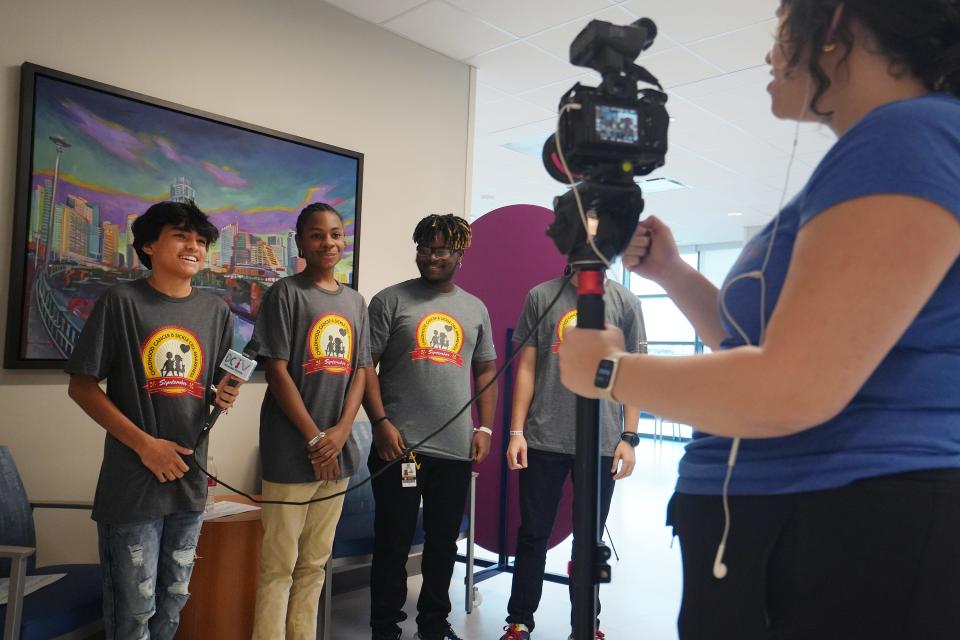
[5, 63, 363, 368]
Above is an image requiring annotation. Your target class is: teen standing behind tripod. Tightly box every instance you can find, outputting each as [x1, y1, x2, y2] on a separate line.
[500, 270, 645, 640]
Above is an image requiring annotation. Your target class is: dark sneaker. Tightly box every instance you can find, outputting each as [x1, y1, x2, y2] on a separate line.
[414, 623, 463, 640]
[501, 624, 532, 639]
[567, 631, 605, 640]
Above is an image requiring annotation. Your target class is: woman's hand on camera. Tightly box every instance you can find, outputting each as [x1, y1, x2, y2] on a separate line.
[623, 216, 685, 285]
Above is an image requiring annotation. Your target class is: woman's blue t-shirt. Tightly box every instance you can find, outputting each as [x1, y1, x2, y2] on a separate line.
[677, 94, 960, 495]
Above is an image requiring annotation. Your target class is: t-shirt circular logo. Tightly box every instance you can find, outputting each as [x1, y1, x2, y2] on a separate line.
[411, 312, 464, 367]
[141, 326, 206, 397]
[304, 313, 353, 375]
[552, 308, 578, 353]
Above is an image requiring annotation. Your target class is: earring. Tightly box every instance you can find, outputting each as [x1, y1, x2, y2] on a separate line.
[822, 42, 836, 52]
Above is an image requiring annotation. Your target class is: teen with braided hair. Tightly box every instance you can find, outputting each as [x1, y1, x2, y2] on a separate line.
[363, 214, 497, 640]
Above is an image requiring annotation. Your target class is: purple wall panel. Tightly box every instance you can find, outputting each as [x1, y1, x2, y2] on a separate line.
[458, 204, 574, 555]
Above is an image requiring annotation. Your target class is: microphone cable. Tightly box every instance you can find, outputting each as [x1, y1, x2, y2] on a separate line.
[191, 270, 577, 506]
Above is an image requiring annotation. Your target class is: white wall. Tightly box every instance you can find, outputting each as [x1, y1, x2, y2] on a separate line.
[0, 0, 471, 565]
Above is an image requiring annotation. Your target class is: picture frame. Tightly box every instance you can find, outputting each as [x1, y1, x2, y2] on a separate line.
[5, 62, 363, 369]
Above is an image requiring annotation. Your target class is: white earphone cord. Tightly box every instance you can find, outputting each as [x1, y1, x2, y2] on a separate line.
[555, 102, 612, 269]
[713, 78, 810, 580]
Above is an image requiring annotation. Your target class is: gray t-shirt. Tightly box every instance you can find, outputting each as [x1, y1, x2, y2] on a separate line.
[513, 277, 645, 456]
[369, 279, 497, 461]
[253, 274, 372, 482]
[65, 279, 233, 524]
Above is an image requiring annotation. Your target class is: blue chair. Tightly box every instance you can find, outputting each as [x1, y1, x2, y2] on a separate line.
[318, 422, 474, 640]
[0, 446, 102, 640]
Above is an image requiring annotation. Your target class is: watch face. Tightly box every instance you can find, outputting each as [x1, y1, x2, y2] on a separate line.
[594, 359, 615, 389]
[622, 432, 640, 447]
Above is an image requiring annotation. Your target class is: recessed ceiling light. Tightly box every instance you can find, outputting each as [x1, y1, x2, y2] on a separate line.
[502, 134, 550, 158]
[728, 212, 743, 216]
[480, 194, 495, 200]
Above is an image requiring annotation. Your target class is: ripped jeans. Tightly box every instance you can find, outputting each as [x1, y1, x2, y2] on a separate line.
[97, 511, 203, 640]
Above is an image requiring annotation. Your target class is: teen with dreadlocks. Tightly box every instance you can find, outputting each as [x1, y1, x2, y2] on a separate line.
[363, 214, 497, 640]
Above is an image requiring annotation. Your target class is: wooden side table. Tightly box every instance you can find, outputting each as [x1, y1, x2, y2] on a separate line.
[176, 496, 263, 640]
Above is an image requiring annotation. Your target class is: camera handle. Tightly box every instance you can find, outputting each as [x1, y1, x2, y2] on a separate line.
[570, 265, 613, 640]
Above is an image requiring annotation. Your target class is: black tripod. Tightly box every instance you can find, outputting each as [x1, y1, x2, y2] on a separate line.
[570, 263, 613, 640]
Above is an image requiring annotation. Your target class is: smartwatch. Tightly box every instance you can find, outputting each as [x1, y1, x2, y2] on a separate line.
[620, 431, 641, 447]
[593, 351, 629, 403]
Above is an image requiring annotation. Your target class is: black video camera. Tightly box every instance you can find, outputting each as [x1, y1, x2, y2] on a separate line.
[543, 18, 669, 263]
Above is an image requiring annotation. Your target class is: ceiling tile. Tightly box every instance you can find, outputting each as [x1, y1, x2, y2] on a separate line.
[695, 138, 792, 169]
[477, 82, 510, 104]
[324, 0, 428, 25]
[445, 0, 613, 37]
[383, 0, 514, 60]
[469, 41, 584, 94]
[476, 96, 554, 133]
[685, 80, 805, 141]
[686, 20, 777, 73]
[621, 0, 775, 44]
[473, 139, 539, 170]
[688, 81, 771, 123]
[641, 47, 725, 89]
[670, 65, 770, 100]
[486, 119, 556, 146]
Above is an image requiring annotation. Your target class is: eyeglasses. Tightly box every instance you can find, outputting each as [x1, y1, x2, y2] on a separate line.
[415, 246, 459, 258]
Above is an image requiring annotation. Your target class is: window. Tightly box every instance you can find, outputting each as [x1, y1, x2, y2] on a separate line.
[625, 245, 741, 440]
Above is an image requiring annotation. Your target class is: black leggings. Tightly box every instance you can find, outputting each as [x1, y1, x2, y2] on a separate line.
[668, 468, 960, 640]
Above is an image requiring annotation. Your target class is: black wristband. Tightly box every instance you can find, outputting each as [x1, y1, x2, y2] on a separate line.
[371, 416, 390, 427]
[620, 431, 641, 447]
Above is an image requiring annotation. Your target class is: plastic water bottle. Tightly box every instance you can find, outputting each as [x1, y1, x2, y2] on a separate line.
[205, 456, 218, 509]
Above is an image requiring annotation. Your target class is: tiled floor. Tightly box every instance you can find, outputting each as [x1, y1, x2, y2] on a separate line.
[331, 438, 686, 640]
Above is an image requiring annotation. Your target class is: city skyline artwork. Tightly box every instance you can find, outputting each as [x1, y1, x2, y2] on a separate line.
[6, 64, 363, 367]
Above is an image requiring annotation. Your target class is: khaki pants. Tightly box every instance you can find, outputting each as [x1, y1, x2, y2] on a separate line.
[252, 478, 348, 640]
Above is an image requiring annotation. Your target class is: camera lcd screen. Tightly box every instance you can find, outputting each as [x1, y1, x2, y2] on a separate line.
[595, 106, 639, 144]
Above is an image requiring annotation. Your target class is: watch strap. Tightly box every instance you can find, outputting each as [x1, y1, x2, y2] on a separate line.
[595, 351, 629, 403]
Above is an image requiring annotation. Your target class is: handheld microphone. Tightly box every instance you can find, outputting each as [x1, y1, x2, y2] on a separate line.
[199, 338, 260, 438]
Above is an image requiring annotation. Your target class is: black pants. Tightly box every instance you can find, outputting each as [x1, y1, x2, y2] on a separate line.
[506, 448, 616, 631]
[368, 451, 472, 636]
[668, 468, 960, 640]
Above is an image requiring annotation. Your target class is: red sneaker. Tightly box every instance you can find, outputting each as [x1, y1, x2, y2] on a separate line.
[501, 624, 531, 640]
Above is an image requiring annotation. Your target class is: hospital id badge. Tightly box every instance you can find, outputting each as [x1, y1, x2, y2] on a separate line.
[401, 462, 417, 488]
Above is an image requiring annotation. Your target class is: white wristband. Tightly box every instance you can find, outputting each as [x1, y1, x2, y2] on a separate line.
[474, 426, 493, 436]
[509, 430, 525, 437]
